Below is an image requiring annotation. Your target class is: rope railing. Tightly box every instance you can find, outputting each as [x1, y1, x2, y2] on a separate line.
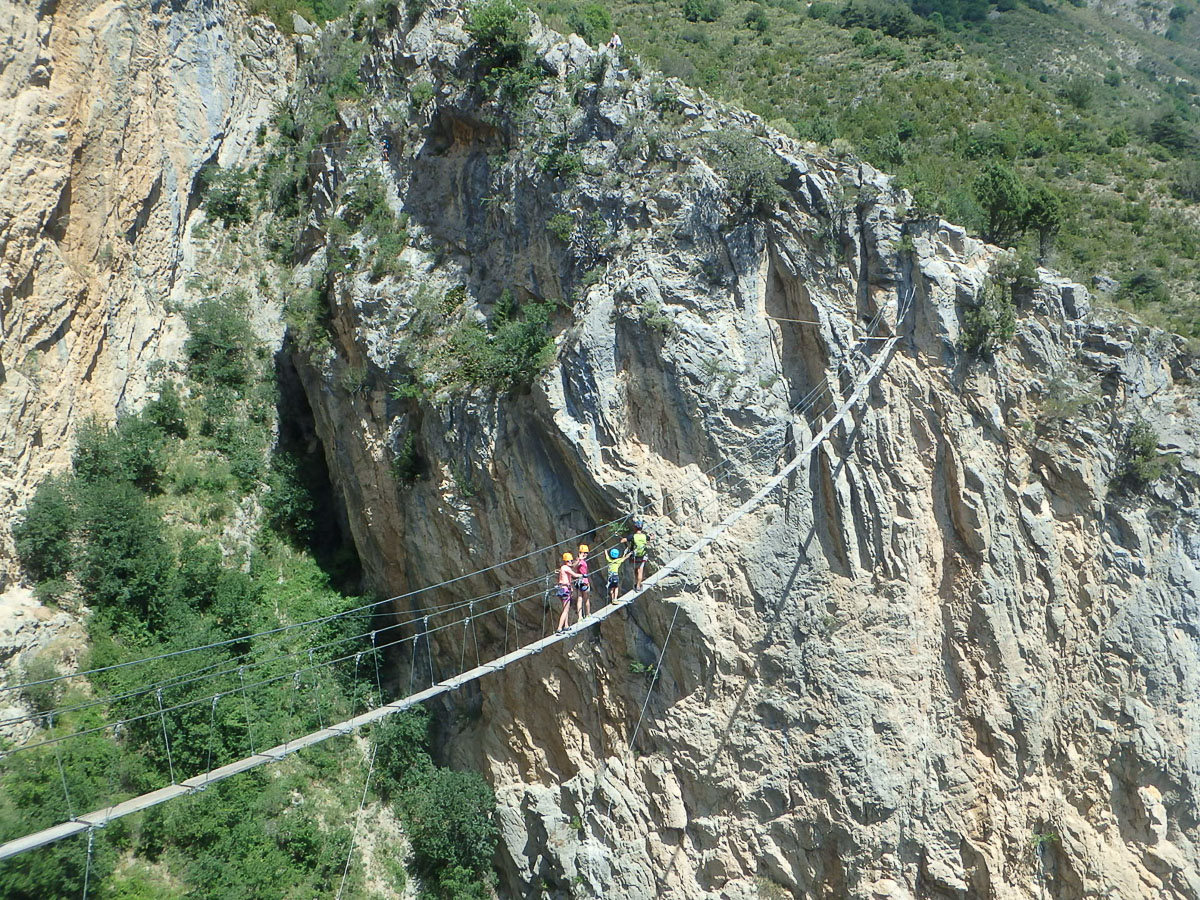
[0, 305, 902, 861]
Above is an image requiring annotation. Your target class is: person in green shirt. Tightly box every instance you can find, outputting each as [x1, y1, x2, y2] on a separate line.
[621, 518, 651, 590]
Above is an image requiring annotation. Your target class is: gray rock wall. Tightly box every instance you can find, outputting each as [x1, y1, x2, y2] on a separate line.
[290, 10, 1200, 899]
[0, 0, 292, 585]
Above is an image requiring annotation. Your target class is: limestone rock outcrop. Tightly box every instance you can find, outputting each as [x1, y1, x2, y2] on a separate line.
[1, 2, 1198, 898]
[0, 0, 292, 586]
[286, 9, 1200, 899]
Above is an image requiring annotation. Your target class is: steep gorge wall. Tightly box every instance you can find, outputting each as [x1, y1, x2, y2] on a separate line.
[289, 10, 1200, 899]
[0, 2, 1197, 898]
[0, 0, 292, 586]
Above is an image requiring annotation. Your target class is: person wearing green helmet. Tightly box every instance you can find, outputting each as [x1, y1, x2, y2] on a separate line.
[606, 545, 630, 602]
[621, 518, 651, 590]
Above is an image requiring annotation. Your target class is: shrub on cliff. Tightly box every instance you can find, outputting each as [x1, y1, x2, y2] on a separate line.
[73, 414, 168, 494]
[451, 299, 555, 392]
[185, 292, 259, 390]
[401, 768, 498, 900]
[13, 475, 76, 583]
[707, 129, 787, 213]
[1112, 419, 1168, 492]
[466, 0, 530, 72]
[199, 164, 253, 229]
[960, 281, 1016, 358]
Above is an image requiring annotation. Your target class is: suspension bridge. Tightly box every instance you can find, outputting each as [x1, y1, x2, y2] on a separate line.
[0, 305, 903, 873]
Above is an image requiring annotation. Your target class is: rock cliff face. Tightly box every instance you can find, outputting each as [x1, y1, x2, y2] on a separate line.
[2, 2, 1199, 899]
[289, 9, 1200, 899]
[0, 0, 292, 586]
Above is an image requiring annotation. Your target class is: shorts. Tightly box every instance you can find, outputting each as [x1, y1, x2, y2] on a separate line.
[556, 586, 571, 604]
[607, 573, 620, 589]
[633, 553, 647, 564]
[574, 578, 590, 592]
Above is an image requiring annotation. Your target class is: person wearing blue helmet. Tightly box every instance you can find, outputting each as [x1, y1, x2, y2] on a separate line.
[606, 545, 630, 602]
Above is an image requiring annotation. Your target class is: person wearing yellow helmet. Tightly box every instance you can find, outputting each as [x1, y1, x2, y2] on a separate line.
[575, 544, 592, 619]
[556, 551, 581, 632]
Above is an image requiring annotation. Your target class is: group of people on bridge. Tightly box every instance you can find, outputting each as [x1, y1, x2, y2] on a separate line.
[555, 518, 650, 631]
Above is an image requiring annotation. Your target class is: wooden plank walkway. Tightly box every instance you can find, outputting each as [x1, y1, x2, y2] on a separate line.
[0, 334, 897, 862]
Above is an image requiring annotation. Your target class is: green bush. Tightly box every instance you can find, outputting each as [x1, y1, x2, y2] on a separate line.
[285, 282, 333, 357]
[392, 431, 427, 485]
[539, 135, 585, 178]
[682, 0, 723, 22]
[263, 450, 318, 545]
[13, 475, 76, 582]
[185, 293, 259, 389]
[1112, 419, 1168, 491]
[245, 0, 353, 32]
[961, 281, 1016, 358]
[707, 129, 788, 213]
[401, 768, 498, 896]
[567, 2, 612, 43]
[465, 0, 530, 71]
[973, 162, 1027, 246]
[75, 479, 175, 629]
[547, 212, 575, 241]
[1120, 270, 1169, 308]
[144, 381, 188, 439]
[410, 80, 436, 108]
[450, 300, 555, 391]
[373, 710, 435, 798]
[200, 165, 253, 228]
[744, 4, 769, 31]
[18, 654, 61, 716]
[73, 415, 167, 493]
[835, 0, 929, 37]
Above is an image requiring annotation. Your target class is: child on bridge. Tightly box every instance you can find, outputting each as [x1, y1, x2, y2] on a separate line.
[556, 552, 581, 632]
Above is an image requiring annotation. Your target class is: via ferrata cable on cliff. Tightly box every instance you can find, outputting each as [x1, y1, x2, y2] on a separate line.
[0, 294, 905, 862]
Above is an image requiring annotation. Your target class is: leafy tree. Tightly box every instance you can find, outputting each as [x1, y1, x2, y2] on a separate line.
[185, 293, 259, 389]
[75, 480, 175, 629]
[567, 2, 612, 43]
[707, 129, 788, 213]
[13, 475, 76, 582]
[465, 0, 530, 71]
[1024, 185, 1064, 261]
[973, 162, 1028, 246]
[682, 0, 723, 20]
[401, 768, 498, 898]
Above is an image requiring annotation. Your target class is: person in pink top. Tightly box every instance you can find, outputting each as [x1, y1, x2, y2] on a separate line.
[556, 552, 581, 632]
[575, 544, 592, 619]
